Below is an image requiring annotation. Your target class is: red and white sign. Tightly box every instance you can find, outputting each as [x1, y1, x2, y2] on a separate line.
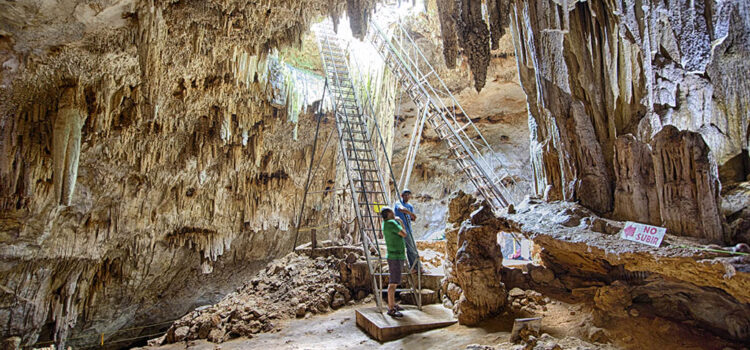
[620, 221, 666, 247]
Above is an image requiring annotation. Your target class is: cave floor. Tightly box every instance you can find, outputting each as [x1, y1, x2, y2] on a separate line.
[143, 302, 515, 350]
[140, 292, 736, 350]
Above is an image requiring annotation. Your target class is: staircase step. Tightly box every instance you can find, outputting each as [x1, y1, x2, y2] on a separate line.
[400, 289, 439, 305]
[352, 178, 380, 183]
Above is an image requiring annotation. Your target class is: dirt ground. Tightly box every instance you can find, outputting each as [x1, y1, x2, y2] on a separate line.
[139, 289, 740, 350]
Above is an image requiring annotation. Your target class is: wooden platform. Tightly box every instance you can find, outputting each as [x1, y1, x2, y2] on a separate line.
[355, 304, 457, 342]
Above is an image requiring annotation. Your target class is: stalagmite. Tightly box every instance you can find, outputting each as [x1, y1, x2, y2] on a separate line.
[651, 126, 724, 242]
[612, 135, 660, 225]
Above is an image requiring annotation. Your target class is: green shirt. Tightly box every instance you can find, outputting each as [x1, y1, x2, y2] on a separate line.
[383, 219, 406, 260]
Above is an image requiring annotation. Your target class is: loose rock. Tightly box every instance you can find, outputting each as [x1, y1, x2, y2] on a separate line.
[163, 252, 362, 343]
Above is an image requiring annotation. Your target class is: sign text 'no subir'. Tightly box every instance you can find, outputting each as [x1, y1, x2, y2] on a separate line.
[620, 221, 666, 248]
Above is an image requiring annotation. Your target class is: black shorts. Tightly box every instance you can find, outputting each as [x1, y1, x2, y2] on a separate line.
[387, 259, 403, 285]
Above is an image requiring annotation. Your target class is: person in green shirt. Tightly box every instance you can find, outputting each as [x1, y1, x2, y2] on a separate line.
[380, 206, 407, 318]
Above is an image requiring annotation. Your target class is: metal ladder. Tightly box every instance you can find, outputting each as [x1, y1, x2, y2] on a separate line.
[314, 22, 422, 312]
[369, 21, 526, 211]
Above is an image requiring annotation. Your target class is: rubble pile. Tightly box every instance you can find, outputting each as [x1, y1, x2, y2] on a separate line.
[160, 252, 363, 344]
[506, 288, 549, 315]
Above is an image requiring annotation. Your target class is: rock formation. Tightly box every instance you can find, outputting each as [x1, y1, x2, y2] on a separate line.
[0, 0, 375, 347]
[612, 135, 660, 226]
[500, 0, 749, 243]
[442, 196, 507, 325]
[345, 0, 377, 40]
[651, 125, 724, 242]
[2, 0, 749, 347]
[504, 198, 750, 342]
[436, 0, 514, 91]
[52, 86, 87, 206]
[435, 0, 458, 69]
[442, 193, 750, 342]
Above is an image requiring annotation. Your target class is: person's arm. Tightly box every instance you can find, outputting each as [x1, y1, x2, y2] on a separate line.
[397, 228, 407, 238]
[389, 220, 407, 238]
[397, 204, 418, 221]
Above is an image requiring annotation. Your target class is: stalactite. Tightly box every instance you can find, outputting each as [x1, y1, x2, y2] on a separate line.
[436, 0, 458, 69]
[487, 0, 511, 50]
[346, 0, 376, 40]
[53, 87, 87, 206]
[457, 0, 490, 92]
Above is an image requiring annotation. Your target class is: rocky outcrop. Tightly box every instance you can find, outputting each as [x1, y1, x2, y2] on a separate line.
[443, 197, 507, 326]
[503, 199, 750, 342]
[505, 0, 749, 243]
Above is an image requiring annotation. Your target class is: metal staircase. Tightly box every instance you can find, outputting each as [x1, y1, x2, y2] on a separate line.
[369, 21, 525, 211]
[313, 22, 422, 312]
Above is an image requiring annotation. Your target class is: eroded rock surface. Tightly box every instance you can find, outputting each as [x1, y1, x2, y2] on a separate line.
[504, 199, 750, 342]
[443, 199, 507, 325]
[0, 0, 377, 347]
[651, 125, 724, 242]
[505, 0, 749, 243]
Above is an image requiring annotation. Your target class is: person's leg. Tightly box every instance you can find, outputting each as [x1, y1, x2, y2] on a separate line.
[388, 283, 396, 310]
[387, 259, 404, 317]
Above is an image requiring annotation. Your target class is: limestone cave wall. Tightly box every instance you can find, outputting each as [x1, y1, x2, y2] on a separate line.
[505, 0, 749, 243]
[0, 0, 374, 347]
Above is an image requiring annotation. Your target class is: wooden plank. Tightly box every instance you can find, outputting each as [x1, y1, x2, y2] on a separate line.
[355, 304, 457, 342]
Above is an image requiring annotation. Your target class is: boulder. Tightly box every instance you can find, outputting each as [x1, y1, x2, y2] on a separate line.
[508, 287, 525, 298]
[530, 268, 555, 284]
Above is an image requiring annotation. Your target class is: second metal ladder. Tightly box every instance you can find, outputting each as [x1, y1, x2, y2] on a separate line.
[369, 21, 526, 211]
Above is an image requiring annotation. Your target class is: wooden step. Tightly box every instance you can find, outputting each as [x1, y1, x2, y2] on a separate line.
[355, 305, 456, 342]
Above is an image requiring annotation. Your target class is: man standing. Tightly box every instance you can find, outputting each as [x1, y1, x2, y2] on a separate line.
[394, 189, 420, 272]
[380, 207, 406, 318]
